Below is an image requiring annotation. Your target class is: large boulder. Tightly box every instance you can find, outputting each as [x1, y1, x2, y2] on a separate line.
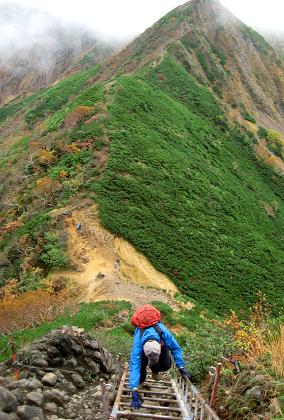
[0, 327, 118, 419]
[0, 387, 17, 413]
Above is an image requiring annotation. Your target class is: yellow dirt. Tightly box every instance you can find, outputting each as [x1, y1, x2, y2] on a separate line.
[51, 204, 182, 310]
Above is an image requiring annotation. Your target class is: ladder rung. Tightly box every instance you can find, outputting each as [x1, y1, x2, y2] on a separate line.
[125, 377, 171, 385]
[122, 389, 175, 396]
[124, 383, 170, 389]
[119, 402, 181, 412]
[116, 412, 180, 419]
[121, 395, 178, 404]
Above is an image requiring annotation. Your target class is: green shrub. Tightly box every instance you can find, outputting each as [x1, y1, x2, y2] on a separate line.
[24, 65, 100, 128]
[49, 150, 92, 179]
[241, 112, 256, 123]
[266, 129, 284, 158]
[18, 270, 43, 292]
[39, 233, 69, 271]
[258, 127, 268, 139]
[151, 301, 174, 325]
[183, 323, 234, 381]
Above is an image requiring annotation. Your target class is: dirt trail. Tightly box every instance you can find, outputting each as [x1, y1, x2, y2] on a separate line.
[51, 204, 183, 310]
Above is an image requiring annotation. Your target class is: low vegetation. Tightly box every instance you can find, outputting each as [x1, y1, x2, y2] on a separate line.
[98, 56, 284, 315]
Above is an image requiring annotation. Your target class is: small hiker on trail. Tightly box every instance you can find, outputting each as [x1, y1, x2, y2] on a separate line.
[76, 223, 82, 232]
[129, 304, 190, 409]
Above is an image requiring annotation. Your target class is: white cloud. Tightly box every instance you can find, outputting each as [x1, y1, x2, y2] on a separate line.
[0, 0, 185, 40]
[220, 0, 284, 33]
[0, 0, 283, 44]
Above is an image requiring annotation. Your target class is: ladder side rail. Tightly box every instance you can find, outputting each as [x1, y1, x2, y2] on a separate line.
[109, 362, 129, 420]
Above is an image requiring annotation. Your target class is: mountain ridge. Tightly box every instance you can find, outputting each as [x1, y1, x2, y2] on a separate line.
[92, 0, 284, 131]
[0, 0, 283, 315]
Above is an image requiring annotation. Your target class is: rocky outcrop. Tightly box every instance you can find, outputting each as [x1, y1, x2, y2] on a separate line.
[0, 327, 118, 419]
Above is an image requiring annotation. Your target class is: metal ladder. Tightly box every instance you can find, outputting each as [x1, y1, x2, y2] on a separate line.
[109, 364, 220, 419]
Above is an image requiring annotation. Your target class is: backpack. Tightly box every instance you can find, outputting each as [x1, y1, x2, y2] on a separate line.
[131, 304, 164, 343]
[131, 304, 161, 329]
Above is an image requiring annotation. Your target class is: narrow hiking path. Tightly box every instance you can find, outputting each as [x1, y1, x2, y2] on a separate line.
[50, 203, 187, 311]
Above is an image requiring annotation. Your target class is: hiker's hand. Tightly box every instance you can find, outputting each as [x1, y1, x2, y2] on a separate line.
[179, 367, 191, 380]
[131, 389, 142, 409]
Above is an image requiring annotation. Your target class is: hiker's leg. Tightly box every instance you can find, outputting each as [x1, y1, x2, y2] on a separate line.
[139, 352, 148, 385]
[151, 346, 171, 373]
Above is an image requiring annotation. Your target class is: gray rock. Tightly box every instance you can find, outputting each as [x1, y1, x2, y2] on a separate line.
[43, 390, 65, 406]
[7, 414, 20, 420]
[44, 402, 57, 414]
[17, 405, 44, 419]
[70, 374, 84, 389]
[65, 358, 77, 368]
[245, 385, 263, 401]
[47, 347, 60, 358]
[35, 371, 45, 378]
[25, 392, 44, 407]
[51, 358, 62, 366]
[74, 367, 86, 375]
[71, 344, 84, 355]
[86, 340, 99, 351]
[0, 412, 10, 420]
[10, 390, 23, 405]
[7, 381, 27, 391]
[41, 373, 57, 386]
[94, 389, 101, 398]
[32, 359, 48, 369]
[27, 379, 43, 391]
[0, 379, 9, 388]
[0, 387, 18, 412]
[84, 359, 99, 374]
[92, 349, 113, 373]
[57, 407, 64, 415]
[58, 380, 76, 395]
[66, 414, 77, 419]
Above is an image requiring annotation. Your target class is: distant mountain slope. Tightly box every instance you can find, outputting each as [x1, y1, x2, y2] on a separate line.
[0, 0, 283, 316]
[95, 0, 284, 127]
[0, 2, 116, 105]
[264, 33, 284, 62]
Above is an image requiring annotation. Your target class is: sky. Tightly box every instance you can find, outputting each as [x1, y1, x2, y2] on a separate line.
[0, 0, 283, 41]
[0, 0, 284, 45]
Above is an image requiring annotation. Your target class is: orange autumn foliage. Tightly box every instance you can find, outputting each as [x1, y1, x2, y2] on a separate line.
[36, 149, 54, 166]
[64, 106, 91, 129]
[0, 288, 77, 334]
[0, 220, 22, 236]
[35, 176, 61, 194]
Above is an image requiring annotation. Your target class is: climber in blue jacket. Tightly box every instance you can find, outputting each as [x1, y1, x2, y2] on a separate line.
[129, 322, 190, 409]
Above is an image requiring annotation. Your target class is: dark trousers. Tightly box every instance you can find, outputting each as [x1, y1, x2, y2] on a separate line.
[140, 345, 172, 385]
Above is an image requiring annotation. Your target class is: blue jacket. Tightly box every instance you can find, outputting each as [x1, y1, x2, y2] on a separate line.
[129, 322, 185, 390]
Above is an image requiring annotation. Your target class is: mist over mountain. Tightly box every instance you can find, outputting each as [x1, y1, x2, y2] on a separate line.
[262, 32, 284, 62]
[0, 2, 119, 105]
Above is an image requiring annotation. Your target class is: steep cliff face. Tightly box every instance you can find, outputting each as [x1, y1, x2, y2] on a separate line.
[0, 3, 116, 106]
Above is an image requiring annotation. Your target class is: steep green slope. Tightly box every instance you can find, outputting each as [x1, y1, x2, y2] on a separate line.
[98, 57, 284, 315]
[0, 65, 100, 126]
